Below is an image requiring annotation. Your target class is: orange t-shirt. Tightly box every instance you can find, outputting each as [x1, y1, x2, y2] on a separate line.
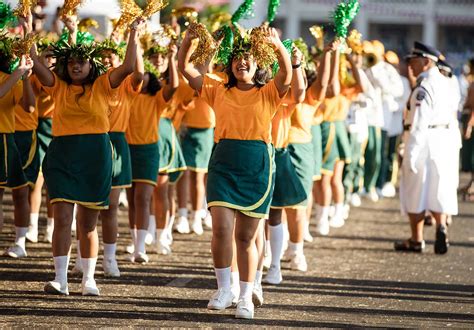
[126, 90, 167, 145]
[31, 75, 54, 119]
[15, 104, 38, 131]
[201, 74, 284, 143]
[43, 72, 115, 136]
[271, 94, 295, 149]
[161, 75, 195, 120]
[0, 72, 23, 133]
[289, 95, 321, 144]
[182, 97, 216, 129]
[108, 74, 142, 132]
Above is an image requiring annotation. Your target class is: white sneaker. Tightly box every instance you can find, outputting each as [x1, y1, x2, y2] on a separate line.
[282, 248, 296, 262]
[133, 252, 149, 264]
[369, 189, 379, 202]
[343, 204, 350, 220]
[290, 253, 308, 272]
[303, 229, 314, 243]
[207, 288, 234, 310]
[264, 264, 282, 285]
[381, 182, 396, 198]
[231, 286, 239, 305]
[156, 239, 171, 255]
[203, 213, 212, 229]
[316, 219, 330, 236]
[44, 281, 69, 295]
[174, 216, 190, 234]
[329, 205, 335, 218]
[126, 243, 135, 254]
[145, 232, 155, 246]
[235, 299, 254, 319]
[191, 219, 204, 236]
[44, 226, 53, 243]
[82, 279, 100, 296]
[165, 229, 173, 246]
[252, 283, 264, 307]
[103, 258, 120, 277]
[263, 253, 272, 270]
[350, 193, 362, 207]
[26, 229, 38, 243]
[329, 215, 345, 228]
[5, 245, 27, 258]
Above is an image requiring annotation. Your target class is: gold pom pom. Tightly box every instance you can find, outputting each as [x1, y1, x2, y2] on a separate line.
[171, 7, 198, 26]
[14, 0, 37, 18]
[188, 23, 217, 65]
[347, 29, 363, 55]
[60, 0, 83, 18]
[250, 26, 277, 69]
[309, 25, 324, 51]
[142, 0, 168, 19]
[114, 0, 142, 33]
[12, 33, 39, 57]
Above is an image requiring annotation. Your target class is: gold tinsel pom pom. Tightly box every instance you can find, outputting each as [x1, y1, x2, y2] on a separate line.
[60, 0, 83, 18]
[188, 22, 217, 65]
[12, 33, 39, 57]
[250, 26, 277, 69]
[309, 25, 324, 51]
[347, 29, 363, 55]
[14, 0, 37, 18]
[142, 0, 168, 19]
[115, 0, 142, 33]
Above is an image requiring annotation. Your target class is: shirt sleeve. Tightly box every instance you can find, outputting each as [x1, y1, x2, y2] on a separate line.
[41, 72, 63, 99]
[94, 71, 115, 102]
[263, 80, 286, 115]
[124, 74, 143, 96]
[200, 74, 222, 109]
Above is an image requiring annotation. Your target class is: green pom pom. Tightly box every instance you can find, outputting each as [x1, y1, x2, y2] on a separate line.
[215, 25, 234, 66]
[332, 0, 360, 38]
[8, 57, 19, 73]
[58, 29, 95, 47]
[272, 38, 292, 77]
[267, 0, 280, 24]
[0, 2, 17, 29]
[231, 0, 255, 25]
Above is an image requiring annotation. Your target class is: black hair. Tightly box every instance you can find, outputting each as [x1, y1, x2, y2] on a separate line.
[224, 59, 270, 89]
[145, 72, 163, 96]
[0, 53, 11, 74]
[305, 68, 317, 89]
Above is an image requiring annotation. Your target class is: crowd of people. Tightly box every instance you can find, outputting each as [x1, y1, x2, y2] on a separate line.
[0, 0, 473, 320]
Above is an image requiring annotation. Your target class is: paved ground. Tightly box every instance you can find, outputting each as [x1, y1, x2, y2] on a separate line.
[0, 176, 473, 328]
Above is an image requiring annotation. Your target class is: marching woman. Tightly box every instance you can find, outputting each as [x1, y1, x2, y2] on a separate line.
[126, 42, 179, 262]
[98, 37, 144, 276]
[0, 46, 36, 256]
[283, 41, 336, 272]
[30, 14, 142, 295]
[179, 24, 292, 319]
[27, 43, 56, 244]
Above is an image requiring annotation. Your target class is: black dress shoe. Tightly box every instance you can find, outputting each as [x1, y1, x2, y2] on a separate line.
[394, 239, 425, 252]
[434, 225, 449, 255]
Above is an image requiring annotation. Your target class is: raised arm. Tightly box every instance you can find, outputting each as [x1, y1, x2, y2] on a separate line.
[347, 53, 364, 94]
[163, 44, 179, 102]
[327, 47, 341, 98]
[290, 46, 305, 103]
[0, 57, 33, 98]
[178, 29, 207, 92]
[20, 73, 36, 113]
[310, 40, 338, 102]
[268, 28, 292, 97]
[131, 44, 145, 90]
[109, 18, 144, 89]
[30, 43, 55, 87]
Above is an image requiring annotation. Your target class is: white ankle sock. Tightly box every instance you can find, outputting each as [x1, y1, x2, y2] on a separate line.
[15, 227, 28, 249]
[178, 208, 188, 218]
[238, 281, 253, 301]
[103, 243, 116, 259]
[53, 255, 69, 284]
[136, 229, 147, 254]
[47, 217, 54, 229]
[255, 270, 263, 286]
[148, 215, 156, 233]
[289, 241, 304, 254]
[81, 257, 97, 283]
[29, 213, 39, 231]
[198, 209, 207, 219]
[334, 203, 344, 218]
[157, 229, 166, 241]
[129, 228, 137, 246]
[269, 224, 283, 267]
[215, 267, 231, 290]
[320, 206, 330, 222]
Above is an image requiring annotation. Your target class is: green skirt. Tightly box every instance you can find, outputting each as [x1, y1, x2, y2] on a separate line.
[288, 142, 314, 207]
[129, 143, 159, 186]
[43, 134, 112, 209]
[158, 118, 187, 176]
[311, 124, 322, 180]
[0, 133, 28, 189]
[37, 117, 53, 164]
[14, 130, 40, 187]
[271, 148, 307, 208]
[109, 132, 132, 188]
[207, 139, 275, 219]
[321, 121, 352, 175]
[181, 127, 214, 173]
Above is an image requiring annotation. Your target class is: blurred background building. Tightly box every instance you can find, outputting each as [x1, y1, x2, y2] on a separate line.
[5, 0, 474, 70]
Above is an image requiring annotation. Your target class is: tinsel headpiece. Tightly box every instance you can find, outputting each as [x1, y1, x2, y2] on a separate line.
[294, 38, 315, 71]
[57, 29, 95, 47]
[0, 2, 17, 28]
[99, 38, 126, 60]
[78, 18, 99, 33]
[52, 41, 106, 83]
[37, 33, 58, 54]
[144, 58, 160, 77]
[332, 0, 360, 39]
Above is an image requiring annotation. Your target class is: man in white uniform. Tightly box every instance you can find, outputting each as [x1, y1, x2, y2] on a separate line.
[396, 42, 460, 254]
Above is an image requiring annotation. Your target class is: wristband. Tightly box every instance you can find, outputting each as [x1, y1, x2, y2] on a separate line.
[292, 63, 302, 69]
